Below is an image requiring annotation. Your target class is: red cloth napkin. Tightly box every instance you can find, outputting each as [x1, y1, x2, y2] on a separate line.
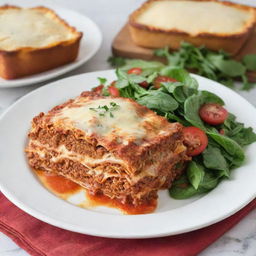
[0, 193, 255, 256]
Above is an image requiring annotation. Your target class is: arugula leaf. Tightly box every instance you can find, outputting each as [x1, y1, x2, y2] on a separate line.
[187, 161, 205, 189]
[208, 56, 246, 77]
[137, 91, 178, 112]
[154, 42, 256, 90]
[203, 145, 229, 177]
[243, 54, 256, 71]
[108, 56, 126, 67]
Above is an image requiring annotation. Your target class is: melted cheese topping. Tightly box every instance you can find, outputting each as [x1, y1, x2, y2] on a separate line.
[136, 1, 253, 35]
[53, 98, 148, 143]
[0, 8, 76, 51]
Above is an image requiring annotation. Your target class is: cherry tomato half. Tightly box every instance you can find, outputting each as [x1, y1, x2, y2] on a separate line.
[127, 67, 142, 75]
[92, 85, 103, 95]
[139, 81, 149, 88]
[154, 75, 178, 89]
[199, 103, 228, 125]
[110, 80, 116, 86]
[183, 127, 208, 156]
[108, 85, 120, 97]
[219, 129, 225, 135]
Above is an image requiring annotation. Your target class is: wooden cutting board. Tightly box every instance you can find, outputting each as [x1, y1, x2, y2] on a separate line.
[112, 23, 256, 81]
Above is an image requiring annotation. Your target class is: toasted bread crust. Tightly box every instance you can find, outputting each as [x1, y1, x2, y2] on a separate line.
[0, 5, 82, 79]
[129, 0, 256, 55]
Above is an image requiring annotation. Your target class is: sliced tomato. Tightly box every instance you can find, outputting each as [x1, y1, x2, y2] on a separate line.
[127, 67, 142, 75]
[92, 85, 103, 95]
[139, 81, 149, 88]
[219, 129, 225, 135]
[108, 85, 120, 97]
[153, 75, 178, 89]
[199, 103, 228, 125]
[183, 127, 208, 156]
[110, 80, 116, 86]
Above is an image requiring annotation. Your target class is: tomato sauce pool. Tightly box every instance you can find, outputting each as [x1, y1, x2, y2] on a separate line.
[34, 170, 157, 215]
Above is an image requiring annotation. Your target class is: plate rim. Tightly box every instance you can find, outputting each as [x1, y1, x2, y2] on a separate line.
[0, 70, 256, 238]
[0, 7, 102, 88]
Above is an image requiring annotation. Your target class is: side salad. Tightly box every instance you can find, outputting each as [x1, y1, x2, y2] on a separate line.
[92, 64, 256, 199]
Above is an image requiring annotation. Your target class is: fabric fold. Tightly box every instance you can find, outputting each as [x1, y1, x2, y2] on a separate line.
[0, 193, 255, 256]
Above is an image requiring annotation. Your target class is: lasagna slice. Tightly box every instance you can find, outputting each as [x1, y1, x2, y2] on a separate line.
[26, 91, 188, 206]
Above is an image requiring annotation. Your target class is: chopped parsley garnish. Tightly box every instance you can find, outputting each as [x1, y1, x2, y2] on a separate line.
[89, 102, 120, 118]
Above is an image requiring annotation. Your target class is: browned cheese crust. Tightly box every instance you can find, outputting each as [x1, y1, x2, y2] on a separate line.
[128, 0, 256, 55]
[0, 5, 82, 79]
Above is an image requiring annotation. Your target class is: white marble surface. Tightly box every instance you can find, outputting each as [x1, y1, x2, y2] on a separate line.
[0, 0, 256, 255]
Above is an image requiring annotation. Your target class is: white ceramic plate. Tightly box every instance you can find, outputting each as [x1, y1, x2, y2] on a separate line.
[0, 7, 102, 88]
[0, 70, 256, 238]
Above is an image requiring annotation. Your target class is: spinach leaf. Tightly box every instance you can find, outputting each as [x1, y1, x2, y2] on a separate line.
[115, 69, 129, 88]
[173, 86, 187, 103]
[137, 91, 179, 112]
[187, 161, 205, 189]
[184, 91, 224, 129]
[115, 69, 147, 89]
[207, 132, 245, 166]
[224, 113, 236, 130]
[199, 170, 220, 191]
[161, 82, 184, 93]
[169, 169, 220, 199]
[160, 67, 199, 89]
[230, 127, 256, 146]
[161, 81, 189, 103]
[121, 59, 164, 76]
[243, 54, 256, 71]
[146, 72, 159, 83]
[131, 82, 148, 98]
[203, 145, 229, 177]
[115, 79, 129, 89]
[165, 113, 190, 126]
[108, 57, 165, 74]
[169, 175, 200, 199]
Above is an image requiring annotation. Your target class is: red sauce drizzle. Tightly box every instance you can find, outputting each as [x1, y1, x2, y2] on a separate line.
[85, 192, 157, 215]
[35, 170, 157, 214]
[35, 170, 81, 195]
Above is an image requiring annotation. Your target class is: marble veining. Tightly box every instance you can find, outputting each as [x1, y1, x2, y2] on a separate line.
[0, 0, 256, 255]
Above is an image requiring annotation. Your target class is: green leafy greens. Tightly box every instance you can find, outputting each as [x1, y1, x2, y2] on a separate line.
[109, 42, 256, 90]
[155, 42, 256, 90]
[105, 50, 256, 199]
